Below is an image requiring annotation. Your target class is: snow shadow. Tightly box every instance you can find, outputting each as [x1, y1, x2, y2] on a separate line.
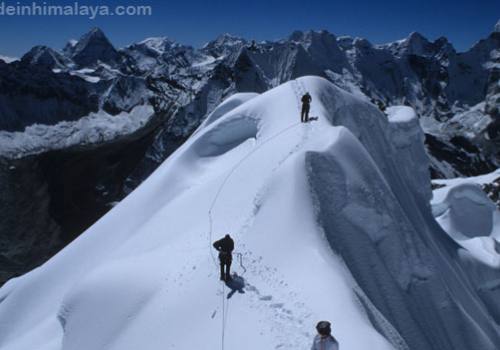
[226, 273, 245, 299]
[193, 117, 258, 157]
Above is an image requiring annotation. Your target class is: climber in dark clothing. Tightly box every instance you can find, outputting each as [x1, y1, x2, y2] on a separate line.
[301, 92, 312, 122]
[213, 234, 234, 281]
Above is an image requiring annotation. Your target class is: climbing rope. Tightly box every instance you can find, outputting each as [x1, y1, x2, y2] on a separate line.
[208, 121, 302, 350]
[207, 119, 303, 266]
[221, 283, 227, 350]
[207, 78, 307, 350]
[236, 252, 247, 274]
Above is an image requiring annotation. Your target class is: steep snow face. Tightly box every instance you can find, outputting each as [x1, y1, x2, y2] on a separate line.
[1, 77, 500, 350]
[432, 171, 500, 267]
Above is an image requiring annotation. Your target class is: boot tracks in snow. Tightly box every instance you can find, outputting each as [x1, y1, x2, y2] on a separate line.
[207, 78, 312, 350]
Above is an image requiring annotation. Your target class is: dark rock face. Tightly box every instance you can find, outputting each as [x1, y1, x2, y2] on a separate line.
[65, 27, 121, 67]
[0, 110, 167, 285]
[0, 158, 61, 283]
[483, 177, 500, 209]
[201, 34, 247, 58]
[21, 46, 72, 69]
[0, 61, 99, 132]
[425, 134, 496, 178]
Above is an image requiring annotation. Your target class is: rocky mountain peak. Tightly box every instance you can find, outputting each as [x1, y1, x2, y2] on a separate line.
[201, 33, 247, 58]
[402, 31, 432, 55]
[65, 27, 120, 66]
[21, 45, 71, 69]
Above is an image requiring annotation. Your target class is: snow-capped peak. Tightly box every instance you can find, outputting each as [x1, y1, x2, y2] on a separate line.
[134, 37, 178, 55]
[207, 33, 246, 47]
[70, 27, 109, 52]
[139, 36, 173, 46]
[0, 54, 18, 63]
[495, 19, 500, 33]
[201, 33, 247, 58]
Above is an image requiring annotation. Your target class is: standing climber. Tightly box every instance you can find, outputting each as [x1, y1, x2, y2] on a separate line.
[301, 92, 312, 123]
[311, 321, 339, 350]
[213, 234, 234, 282]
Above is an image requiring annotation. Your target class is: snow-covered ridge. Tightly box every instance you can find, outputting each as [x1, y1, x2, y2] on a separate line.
[0, 55, 18, 63]
[0, 24, 498, 285]
[0, 105, 154, 158]
[5, 23, 499, 178]
[1, 77, 499, 350]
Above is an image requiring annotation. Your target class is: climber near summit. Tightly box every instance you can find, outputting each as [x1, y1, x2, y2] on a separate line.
[213, 234, 234, 282]
[301, 92, 312, 123]
[311, 321, 339, 350]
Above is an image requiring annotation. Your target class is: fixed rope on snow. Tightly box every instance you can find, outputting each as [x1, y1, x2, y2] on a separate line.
[207, 78, 308, 350]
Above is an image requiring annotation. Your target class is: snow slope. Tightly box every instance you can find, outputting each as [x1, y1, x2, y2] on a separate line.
[432, 170, 500, 267]
[1, 77, 499, 350]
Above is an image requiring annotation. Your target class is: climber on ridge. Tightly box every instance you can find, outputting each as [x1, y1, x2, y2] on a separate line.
[311, 321, 339, 350]
[213, 234, 234, 282]
[301, 92, 312, 123]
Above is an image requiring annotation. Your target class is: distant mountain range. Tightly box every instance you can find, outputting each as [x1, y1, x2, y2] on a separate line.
[0, 22, 498, 284]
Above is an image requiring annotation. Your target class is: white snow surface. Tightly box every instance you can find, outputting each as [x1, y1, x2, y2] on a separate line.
[137, 37, 174, 54]
[386, 106, 416, 124]
[0, 77, 394, 350]
[0, 55, 18, 63]
[432, 170, 500, 267]
[0, 105, 154, 158]
[199, 92, 259, 128]
[69, 68, 101, 83]
[1, 77, 499, 350]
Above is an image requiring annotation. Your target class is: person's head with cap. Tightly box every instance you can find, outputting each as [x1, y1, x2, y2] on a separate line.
[316, 321, 331, 337]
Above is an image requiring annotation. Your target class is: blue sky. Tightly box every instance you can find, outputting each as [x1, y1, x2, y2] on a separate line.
[0, 0, 498, 57]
